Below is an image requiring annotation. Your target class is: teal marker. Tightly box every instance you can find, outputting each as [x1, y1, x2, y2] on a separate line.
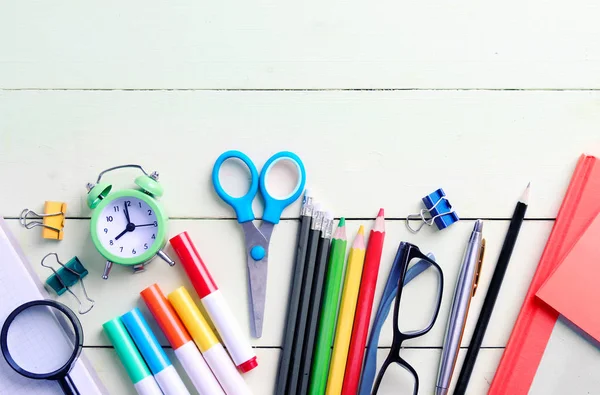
[103, 318, 162, 395]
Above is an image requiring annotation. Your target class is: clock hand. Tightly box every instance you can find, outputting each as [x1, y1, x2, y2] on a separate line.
[124, 203, 131, 224]
[136, 223, 157, 228]
[115, 228, 128, 240]
[115, 222, 136, 240]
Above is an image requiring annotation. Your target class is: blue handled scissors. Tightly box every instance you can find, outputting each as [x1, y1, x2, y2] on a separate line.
[212, 150, 307, 338]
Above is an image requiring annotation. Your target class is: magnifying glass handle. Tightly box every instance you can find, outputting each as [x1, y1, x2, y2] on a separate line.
[58, 375, 80, 395]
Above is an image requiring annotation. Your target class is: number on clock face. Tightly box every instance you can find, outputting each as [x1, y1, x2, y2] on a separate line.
[97, 196, 159, 258]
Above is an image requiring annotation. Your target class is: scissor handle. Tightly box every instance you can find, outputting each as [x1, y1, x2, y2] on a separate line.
[260, 151, 306, 224]
[212, 150, 259, 223]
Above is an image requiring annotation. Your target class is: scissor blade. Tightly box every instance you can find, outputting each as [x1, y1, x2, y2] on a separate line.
[240, 222, 270, 339]
[248, 256, 268, 338]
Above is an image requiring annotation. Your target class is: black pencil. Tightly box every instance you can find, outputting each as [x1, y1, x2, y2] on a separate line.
[298, 211, 334, 395]
[275, 190, 314, 395]
[286, 205, 323, 395]
[454, 183, 530, 395]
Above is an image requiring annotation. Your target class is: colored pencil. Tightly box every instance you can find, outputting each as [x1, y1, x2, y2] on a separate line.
[287, 206, 324, 395]
[454, 184, 529, 395]
[276, 189, 314, 395]
[342, 209, 386, 395]
[325, 226, 366, 395]
[309, 218, 348, 395]
[299, 212, 334, 395]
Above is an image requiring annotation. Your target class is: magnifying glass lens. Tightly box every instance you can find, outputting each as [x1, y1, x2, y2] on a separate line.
[6, 304, 79, 375]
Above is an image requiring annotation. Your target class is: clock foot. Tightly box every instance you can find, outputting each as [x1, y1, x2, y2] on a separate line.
[102, 261, 113, 280]
[132, 264, 146, 274]
[157, 250, 176, 266]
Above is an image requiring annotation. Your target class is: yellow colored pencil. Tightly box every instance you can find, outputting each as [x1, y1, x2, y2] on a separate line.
[325, 226, 366, 395]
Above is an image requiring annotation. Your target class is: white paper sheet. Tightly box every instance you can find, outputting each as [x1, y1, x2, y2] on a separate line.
[0, 218, 107, 395]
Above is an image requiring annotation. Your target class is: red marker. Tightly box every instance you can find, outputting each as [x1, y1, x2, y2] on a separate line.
[342, 208, 386, 395]
[170, 231, 258, 373]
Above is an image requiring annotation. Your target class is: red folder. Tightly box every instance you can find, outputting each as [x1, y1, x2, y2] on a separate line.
[536, 212, 600, 343]
[489, 154, 600, 395]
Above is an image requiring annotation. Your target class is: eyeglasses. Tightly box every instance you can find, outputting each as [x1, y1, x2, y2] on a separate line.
[372, 242, 444, 395]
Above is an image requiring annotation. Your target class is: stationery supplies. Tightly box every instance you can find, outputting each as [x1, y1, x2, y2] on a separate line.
[170, 231, 257, 372]
[141, 284, 224, 395]
[103, 318, 162, 395]
[168, 286, 252, 395]
[276, 189, 314, 395]
[359, 252, 436, 395]
[0, 217, 106, 395]
[326, 226, 366, 395]
[85, 164, 175, 280]
[298, 211, 334, 395]
[435, 220, 485, 395]
[371, 242, 443, 395]
[309, 218, 348, 395]
[1, 300, 84, 395]
[287, 205, 323, 395]
[489, 156, 600, 395]
[536, 212, 600, 342]
[212, 150, 306, 338]
[19, 201, 67, 240]
[454, 184, 530, 395]
[41, 252, 95, 315]
[121, 308, 190, 395]
[406, 188, 459, 233]
[342, 209, 386, 395]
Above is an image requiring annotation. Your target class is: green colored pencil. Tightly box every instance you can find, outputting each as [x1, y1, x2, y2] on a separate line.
[308, 218, 348, 395]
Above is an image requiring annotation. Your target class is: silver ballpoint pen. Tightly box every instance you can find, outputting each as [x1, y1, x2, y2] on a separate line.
[435, 219, 486, 395]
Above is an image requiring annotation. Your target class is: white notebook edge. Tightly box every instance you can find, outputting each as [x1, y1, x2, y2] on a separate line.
[0, 217, 109, 395]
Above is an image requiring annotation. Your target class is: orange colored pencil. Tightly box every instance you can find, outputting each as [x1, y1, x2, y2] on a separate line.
[342, 208, 386, 395]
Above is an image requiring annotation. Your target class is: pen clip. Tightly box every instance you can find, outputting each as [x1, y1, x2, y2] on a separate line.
[472, 238, 486, 297]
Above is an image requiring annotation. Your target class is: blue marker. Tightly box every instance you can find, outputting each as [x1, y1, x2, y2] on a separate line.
[121, 308, 190, 395]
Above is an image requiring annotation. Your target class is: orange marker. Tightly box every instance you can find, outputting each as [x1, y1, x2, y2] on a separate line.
[141, 284, 223, 395]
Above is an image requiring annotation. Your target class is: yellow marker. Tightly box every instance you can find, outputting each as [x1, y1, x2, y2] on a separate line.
[326, 226, 366, 395]
[168, 287, 218, 351]
[168, 286, 252, 395]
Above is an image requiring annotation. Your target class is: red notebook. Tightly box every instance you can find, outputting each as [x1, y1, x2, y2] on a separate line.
[536, 212, 600, 343]
[489, 154, 600, 395]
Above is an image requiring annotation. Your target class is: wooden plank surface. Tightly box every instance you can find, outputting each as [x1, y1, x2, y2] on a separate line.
[1, 90, 599, 219]
[1, 1, 600, 89]
[2, 1, 600, 392]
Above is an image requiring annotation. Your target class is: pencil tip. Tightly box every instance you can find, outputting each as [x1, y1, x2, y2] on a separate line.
[520, 183, 531, 204]
[338, 217, 345, 227]
[377, 208, 384, 217]
[358, 225, 365, 235]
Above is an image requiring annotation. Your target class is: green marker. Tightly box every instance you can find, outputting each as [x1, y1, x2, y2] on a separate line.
[103, 318, 162, 395]
[309, 218, 348, 395]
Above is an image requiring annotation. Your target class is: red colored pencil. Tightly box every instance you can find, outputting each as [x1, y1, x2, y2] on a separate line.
[342, 208, 386, 395]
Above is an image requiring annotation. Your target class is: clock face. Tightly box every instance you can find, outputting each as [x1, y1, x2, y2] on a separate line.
[96, 196, 160, 259]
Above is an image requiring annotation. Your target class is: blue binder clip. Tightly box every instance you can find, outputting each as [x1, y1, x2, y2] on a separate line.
[41, 252, 95, 314]
[406, 188, 459, 233]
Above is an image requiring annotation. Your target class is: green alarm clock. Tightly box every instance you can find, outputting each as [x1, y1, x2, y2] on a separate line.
[85, 164, 175, 279]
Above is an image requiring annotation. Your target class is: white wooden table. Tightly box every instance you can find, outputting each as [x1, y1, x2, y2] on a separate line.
[2, 2, 600, 394]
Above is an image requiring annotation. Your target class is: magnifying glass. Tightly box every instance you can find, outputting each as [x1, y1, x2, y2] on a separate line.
[1, 300, 84, 395]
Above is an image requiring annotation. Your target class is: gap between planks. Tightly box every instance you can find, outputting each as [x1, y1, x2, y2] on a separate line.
[1, 88, 600, 92]
[1, 217, 556, 221]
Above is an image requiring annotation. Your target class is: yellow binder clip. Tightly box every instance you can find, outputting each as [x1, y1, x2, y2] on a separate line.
[19, 201, 67, 240]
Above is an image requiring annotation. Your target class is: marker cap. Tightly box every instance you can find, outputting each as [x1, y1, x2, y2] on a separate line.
[167, 286, 219, 352]
[121, 308, 172, 375]
[141, 283, 191, 350]
[169, 232, 218, 298]
[102, 317, 152, 385]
